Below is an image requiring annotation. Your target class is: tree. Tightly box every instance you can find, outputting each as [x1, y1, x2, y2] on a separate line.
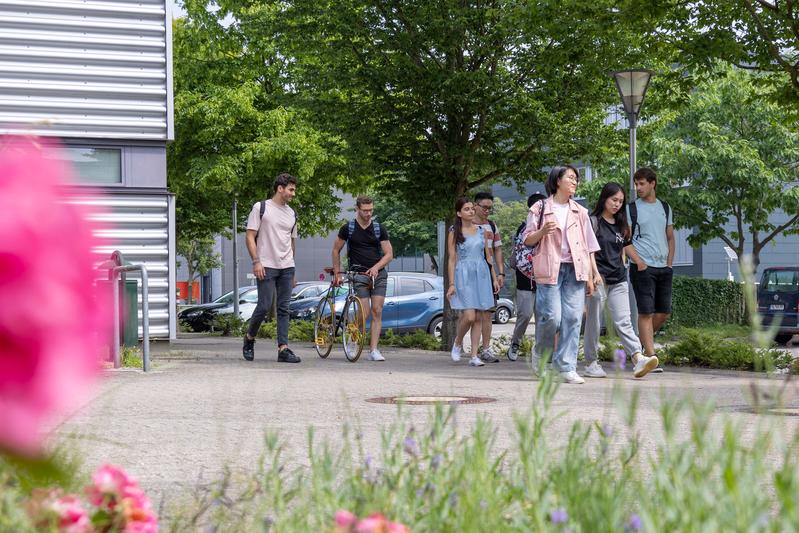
[177, 236, 222, 304]
[277, 0, 658, 346]
[168, 5, 363, 249]
[371, 197, 439, 271]
[649, 66, 799, 270]
[640, 0, 799, 100]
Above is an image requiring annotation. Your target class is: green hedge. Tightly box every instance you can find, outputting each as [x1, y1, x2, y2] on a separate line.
[670, 276, 744, 327]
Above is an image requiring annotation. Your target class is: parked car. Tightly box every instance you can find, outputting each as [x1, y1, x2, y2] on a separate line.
[178, 286, 257, 332]
[757, 267, 799, 345]
[291, 273, 513, 339]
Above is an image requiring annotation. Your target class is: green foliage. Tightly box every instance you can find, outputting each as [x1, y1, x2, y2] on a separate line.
[381, 329, 442, 351]
[256, 319, 316, 342]
[670, 276, 745, 328]
[662, 328, 793, 372]
[371, 196, 438, 267]
[120, 346, 143, 370]
[176, 237, 221, 305]
[165, 372, 799, 531]
[168, 8, 360, 245]
[648, 66, 799, 269]
[642, 0, 799, 100]
[212, 314, 246, 337]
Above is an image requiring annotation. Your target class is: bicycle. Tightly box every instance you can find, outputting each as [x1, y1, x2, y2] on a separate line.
[313, 266, 371, 362]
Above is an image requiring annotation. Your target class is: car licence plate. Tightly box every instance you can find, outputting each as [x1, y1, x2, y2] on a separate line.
[770, 304, 785, 311]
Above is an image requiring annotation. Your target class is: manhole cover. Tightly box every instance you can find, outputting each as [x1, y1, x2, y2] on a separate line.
[366, 395, 496, 405]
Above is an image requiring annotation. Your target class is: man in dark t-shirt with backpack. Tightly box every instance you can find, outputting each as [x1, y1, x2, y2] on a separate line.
[508, 193, 546, 361]
[332, 195, 394, 361]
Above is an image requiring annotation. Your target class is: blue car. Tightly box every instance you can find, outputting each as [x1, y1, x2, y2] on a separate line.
[291, 272, 514, 339]
[758, 267, 799, 345]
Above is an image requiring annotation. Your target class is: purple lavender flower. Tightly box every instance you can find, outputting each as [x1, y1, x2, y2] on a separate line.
[448, 491, 459, 507]
[416, 488, 425, 498]
[479, 500, 488, 509]
[550, 508, 568, 524]
[614, 349, 627, 370]
[431, 453, 443, 470]
[625, 513, 642, 532]
[403, 436, 420, 457]
[600, 423, 613, 439]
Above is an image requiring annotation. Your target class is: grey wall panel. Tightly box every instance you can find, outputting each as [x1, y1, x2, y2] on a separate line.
[67, 190, 173, 338]
[701, 210, 799, 282]
[0, 0, 170, 140]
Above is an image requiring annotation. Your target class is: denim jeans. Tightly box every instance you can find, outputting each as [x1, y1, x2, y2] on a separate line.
[534, 263, 586, 372]
[247, 267, 295, 346]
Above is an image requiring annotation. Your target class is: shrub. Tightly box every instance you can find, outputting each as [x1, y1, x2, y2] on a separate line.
[257, 320, 315, 342]
[382, 329, 441, 351]
[670, 276, 745, 327]
[120, 346, 143, 369]
[662, 328, 793, 371]
[211, 314, 245, 337]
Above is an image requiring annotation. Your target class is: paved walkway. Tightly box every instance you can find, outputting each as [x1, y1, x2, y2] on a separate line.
[57, 335, 799, 513]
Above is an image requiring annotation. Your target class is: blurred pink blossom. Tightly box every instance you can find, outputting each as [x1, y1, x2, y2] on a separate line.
[0, 136, 111, 456]
[26, 488, 93, 533]
[334, 510, 410, 533]
[86, 464, 157, 532]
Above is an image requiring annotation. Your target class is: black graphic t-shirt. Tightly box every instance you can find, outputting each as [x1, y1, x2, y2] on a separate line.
[595, 217, 632, 285]
[338, 221, 390, 270]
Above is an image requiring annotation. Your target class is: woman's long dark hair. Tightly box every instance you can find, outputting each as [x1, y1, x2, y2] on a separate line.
[453, 196, 472, 245]
[591, 182, 630, 240]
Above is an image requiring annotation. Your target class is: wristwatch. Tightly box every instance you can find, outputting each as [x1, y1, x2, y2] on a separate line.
[498, 273, 505, 277]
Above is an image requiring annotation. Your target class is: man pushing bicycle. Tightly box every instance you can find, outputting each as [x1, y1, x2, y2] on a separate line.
[331, 195, 394, 361]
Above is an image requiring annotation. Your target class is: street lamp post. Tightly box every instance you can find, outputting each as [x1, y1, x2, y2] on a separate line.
[611, 69, 654, 200]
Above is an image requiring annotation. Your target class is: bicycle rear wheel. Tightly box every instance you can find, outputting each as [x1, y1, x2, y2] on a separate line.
[342, 295, 365, 362]
[313, 294, 335, 358]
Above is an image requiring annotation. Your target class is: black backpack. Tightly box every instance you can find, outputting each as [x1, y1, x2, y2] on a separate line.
[628, 199, 670, 240]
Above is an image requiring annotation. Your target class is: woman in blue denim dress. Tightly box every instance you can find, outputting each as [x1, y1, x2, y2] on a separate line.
[446, 197, 499, 367]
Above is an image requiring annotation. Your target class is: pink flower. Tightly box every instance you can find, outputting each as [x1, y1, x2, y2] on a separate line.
[0, 136, 112, 456]
[50, 495, 93, 533]
[86, 464, 158, 531]
[26, 489, 93, 533]
[336, 510, 358, 528]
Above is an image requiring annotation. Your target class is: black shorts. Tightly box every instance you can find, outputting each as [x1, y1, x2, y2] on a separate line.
[630, 265, 673, 315]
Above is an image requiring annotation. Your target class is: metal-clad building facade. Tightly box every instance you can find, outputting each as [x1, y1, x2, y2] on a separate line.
[0, 0, 176, 339]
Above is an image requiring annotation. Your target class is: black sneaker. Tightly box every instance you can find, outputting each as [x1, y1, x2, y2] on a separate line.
[242, 336, 255, 361]
[277, 347, 301, 363]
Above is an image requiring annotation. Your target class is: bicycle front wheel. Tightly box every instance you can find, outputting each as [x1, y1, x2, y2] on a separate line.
[342, 296, 365, 362]
[313, 294, 335, 358]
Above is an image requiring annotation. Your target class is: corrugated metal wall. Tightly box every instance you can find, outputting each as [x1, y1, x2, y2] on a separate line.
[0, 0, 172, 140]
[67, 191, 174, 339]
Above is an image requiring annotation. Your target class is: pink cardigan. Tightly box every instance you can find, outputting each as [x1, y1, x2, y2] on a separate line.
[523, 198, 600, 285]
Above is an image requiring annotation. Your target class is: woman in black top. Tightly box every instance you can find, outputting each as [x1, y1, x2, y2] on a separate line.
[583, 183, 659, 379]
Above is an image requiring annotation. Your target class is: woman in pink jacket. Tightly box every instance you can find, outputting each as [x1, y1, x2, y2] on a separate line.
[523, 165, 602, 384]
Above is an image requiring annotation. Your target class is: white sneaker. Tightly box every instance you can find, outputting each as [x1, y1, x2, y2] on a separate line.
[451, 344, 462, 362]
[584, 360, 607, 378]
[368, 349, 385, 362]
[560, 370, 585, 384]
[633, 354, 659, 378]
[480, 347, 500, 363]
[469, 356, 485, 367]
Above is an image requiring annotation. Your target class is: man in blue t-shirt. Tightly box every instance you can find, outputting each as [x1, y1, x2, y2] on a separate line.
[626, 167, 675, 371]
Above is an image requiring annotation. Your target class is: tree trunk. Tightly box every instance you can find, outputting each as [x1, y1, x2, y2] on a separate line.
[186, 248, 196, 305]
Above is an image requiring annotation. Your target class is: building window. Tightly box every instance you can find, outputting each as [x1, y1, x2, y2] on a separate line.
[53, 147, 122, 185]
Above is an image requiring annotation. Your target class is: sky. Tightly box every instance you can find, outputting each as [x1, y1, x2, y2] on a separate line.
[168, 0, 185, 18]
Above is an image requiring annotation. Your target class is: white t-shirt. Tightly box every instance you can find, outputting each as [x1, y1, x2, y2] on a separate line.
[246, 199, 298, 269]
[551, 202, 571, 259]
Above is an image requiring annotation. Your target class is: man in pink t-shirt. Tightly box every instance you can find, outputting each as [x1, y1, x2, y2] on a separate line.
[242, 173, 300, 363]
